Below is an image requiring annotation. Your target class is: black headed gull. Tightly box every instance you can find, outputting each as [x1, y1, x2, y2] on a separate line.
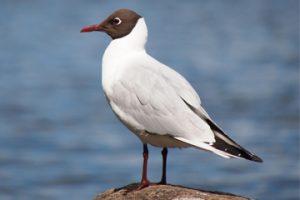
[81, 9, 263, 189]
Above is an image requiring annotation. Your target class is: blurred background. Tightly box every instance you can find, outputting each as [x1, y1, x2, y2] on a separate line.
[0, 0, 299, 199]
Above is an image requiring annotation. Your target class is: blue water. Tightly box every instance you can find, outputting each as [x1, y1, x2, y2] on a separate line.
[0, 0, 299, 199]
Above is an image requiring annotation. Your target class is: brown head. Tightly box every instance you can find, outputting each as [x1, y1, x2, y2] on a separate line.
[80, 9, 141, 39]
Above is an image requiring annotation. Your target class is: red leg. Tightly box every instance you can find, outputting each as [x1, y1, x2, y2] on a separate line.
[137, 144, 150, 190]
[158, 147, 168, 184]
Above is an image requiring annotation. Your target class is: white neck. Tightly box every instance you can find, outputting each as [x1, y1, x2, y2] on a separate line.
[104, 18, 148, 58]
[102, 18, 148, 93]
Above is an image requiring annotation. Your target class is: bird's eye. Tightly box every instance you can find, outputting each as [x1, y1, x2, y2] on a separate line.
[112, 17, 122, 25]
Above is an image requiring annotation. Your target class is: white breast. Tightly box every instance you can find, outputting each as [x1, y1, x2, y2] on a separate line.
[102, 18, 148, 96]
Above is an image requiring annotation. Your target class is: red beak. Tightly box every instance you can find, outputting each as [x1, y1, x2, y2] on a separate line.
[80, 23, 104, 33]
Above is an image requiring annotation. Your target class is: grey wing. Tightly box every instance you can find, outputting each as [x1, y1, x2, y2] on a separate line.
[107, 64, 215, 144]
[106, 55, 263, 162]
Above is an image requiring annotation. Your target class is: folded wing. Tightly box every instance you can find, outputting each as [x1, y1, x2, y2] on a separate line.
[107, 54, 262, 162]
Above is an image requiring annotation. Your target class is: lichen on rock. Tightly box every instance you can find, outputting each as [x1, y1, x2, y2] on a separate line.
[94, 183, 250, 200]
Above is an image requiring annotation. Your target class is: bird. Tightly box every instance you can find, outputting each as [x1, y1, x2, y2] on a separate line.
[80, 8, 263, 189]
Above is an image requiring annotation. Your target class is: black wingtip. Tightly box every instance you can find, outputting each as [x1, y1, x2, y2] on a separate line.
[250, 154, 263, 163]
[180, 99, 264, 163]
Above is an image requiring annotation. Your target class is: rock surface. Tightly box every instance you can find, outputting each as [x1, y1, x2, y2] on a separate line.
[94, 183, 250, 200]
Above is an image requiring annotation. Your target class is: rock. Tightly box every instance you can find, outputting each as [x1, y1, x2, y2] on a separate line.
[94, 183, 250, 200]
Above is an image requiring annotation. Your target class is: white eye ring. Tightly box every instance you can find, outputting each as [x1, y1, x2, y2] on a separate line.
[112, 17, 122, 25]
